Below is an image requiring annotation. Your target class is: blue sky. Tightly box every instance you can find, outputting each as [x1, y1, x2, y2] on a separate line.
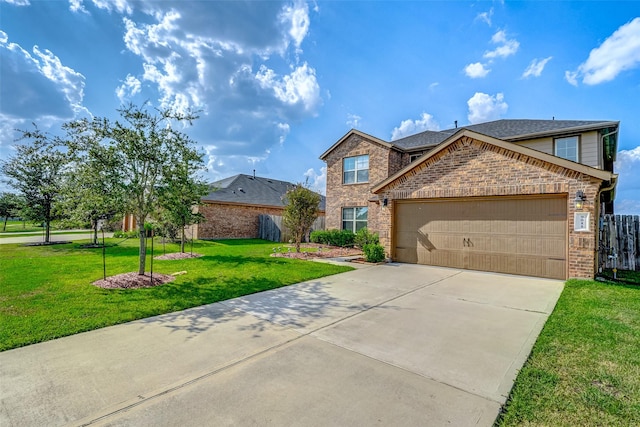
[1, 1, 639, 213]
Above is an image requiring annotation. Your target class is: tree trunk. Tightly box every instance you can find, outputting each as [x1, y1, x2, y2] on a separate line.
[44, 203, 51, 243]
[180, 226, 185, 253]
[295, 230, 301, 253]
[138, 222, 146, 275]
[93, 221, 99, 245]
[2, 216, 7, 231]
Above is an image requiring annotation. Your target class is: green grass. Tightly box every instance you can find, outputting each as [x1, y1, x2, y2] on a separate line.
[0, 238, 352, 351]
[0, 230, 93, 238]
[1, 220, 47, 233]
[496, 279, 640, 426]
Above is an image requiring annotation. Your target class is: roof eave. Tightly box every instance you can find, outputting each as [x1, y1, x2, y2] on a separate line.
[319, 129, 400, 161]
[504, 121, 620, 142]
[372, 129, 615, 193]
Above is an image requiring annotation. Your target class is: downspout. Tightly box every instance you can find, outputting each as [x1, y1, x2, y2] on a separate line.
[596, 177, 617, 274]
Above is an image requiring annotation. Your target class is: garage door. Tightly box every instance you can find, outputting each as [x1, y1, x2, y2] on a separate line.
[394, 196, 567, 279]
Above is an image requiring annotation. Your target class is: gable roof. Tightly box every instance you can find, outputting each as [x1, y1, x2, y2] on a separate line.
[372, 129, 616, 194]
[203, 174, 326, 210]
[392, 119, 619, 150]
[319, 129, 398, 160]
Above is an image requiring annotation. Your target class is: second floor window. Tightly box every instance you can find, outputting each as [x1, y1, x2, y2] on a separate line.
[555, 136, 579, 162]
[343, 155, 369, 184]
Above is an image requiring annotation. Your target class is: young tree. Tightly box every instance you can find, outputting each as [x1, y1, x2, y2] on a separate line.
[282, 183, 321, 253]
[0, 127, 69, 243]
[157, 155, 209, 253]
[62, 122, 125, 245]
[0, 192, 23, 231]
[72, 103, 203, 274]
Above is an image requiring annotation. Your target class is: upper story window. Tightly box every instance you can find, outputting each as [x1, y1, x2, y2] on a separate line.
[555, 136, 579, 162]
[343, 154, 369, 184]
[409, 153, 422, 162]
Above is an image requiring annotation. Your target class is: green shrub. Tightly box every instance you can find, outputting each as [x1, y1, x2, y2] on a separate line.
[113, 230, 138, 238]
[310, 229, 355, 247]
[354, 227, 379, 248]
[363, 243, 385, 263]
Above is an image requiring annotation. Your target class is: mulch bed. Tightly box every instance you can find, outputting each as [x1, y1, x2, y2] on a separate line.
[154, 252, 203, 260]
[92, 272, 175, 289]
[23, 241, 72, 246]
[270, 243, 362, 260]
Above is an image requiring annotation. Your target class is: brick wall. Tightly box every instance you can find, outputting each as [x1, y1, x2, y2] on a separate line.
[196, 203, 285, 239]
[324, 133, 402, 231]
[375, 136, 603, 279]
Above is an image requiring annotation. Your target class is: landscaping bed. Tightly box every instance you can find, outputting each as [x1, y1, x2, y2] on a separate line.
[270, 243, 362, 259]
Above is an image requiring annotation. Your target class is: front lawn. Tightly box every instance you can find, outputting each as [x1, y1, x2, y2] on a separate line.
[0, 238, 352, 351]
[497, 278, 640, 426]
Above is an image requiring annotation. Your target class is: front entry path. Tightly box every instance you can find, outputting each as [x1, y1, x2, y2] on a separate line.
[0, 264, 564, 426]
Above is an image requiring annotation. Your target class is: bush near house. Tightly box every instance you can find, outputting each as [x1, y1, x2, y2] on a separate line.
[362, 243, 385, 263]
[354, 227, 379, 248]
[310, 229, 355, 247]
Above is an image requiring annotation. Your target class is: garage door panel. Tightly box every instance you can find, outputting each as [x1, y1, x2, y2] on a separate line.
[394, 197, 567, 280]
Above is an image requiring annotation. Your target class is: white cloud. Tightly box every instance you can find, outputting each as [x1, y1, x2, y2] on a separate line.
[86, 0, 133, 14]
[115, 74, 142, 103]
[303, 166, 327, 195]
[280, 1, 310, 50]
[428, 82, 439, 90]
[566, 17, 640, 86]
[476, 8, 493, 26]
[0, 32, 87, 121]
[113, 1, 321, 183]
[391, 113, 440, 140]
[255, 63, 320, 111]
[565, 70, 579, 86]
[615, 146, 640, 172]
[346, 113, 361, 129]
[522, 56, 553, 78]
[467, 92, 508, 124]
[464, 62, 491, 78]
[484, 30, 520, 59]
[1, 0, 30, 5]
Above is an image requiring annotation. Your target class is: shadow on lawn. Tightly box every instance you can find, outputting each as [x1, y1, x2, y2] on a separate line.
[134, 277, 388, 339]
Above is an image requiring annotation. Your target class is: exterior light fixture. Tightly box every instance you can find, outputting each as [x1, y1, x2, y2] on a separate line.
[383, 197, 388, 207]
[574, 190, 586, 210]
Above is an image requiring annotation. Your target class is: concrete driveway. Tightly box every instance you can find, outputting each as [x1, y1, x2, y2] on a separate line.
[0, 263, 563, 426]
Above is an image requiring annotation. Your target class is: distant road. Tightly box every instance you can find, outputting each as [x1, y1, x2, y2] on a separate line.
[0, 231, 114, 245]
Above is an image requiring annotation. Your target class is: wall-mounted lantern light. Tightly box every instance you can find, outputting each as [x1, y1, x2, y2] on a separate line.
[574, 190, 586, 210]
[382, 197, 388, 207]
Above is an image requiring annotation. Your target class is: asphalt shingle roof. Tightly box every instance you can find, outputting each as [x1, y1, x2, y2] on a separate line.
[202, 174, 326, 210]
[392, 119, 617, 150]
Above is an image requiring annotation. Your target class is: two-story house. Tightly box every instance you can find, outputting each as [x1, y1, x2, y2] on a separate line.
[320, 119, 619, 280]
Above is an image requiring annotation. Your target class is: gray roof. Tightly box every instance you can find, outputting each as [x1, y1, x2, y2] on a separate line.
[202, 174, 326, 210]
[392, 119, 618, 151]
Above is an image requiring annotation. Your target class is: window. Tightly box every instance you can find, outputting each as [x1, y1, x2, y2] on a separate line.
[342, 207, 368, 232]
[555, 136, 579, 162]
[409, 153, 422, 162]
[343, 155, 369, 184]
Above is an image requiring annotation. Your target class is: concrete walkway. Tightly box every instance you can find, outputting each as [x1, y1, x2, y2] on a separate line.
[0, 264, 564, 426]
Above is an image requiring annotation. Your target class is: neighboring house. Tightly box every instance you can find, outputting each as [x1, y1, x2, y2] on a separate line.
[193, 174, 325, 240]
[320, 119, 619, 280]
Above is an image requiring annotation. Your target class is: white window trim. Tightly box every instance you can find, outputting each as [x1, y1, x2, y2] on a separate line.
[342, 207, 368, 232]
[343, 155, 369, 184]
[554, 136, 580, 162]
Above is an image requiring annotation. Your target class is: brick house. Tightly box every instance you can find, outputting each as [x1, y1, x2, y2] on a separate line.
[320, 119, 619, 279]
[192, 174, 325, 240]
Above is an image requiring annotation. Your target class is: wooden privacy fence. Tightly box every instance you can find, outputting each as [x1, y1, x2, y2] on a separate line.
[599, 215, 640, 271]
[258, 215, 325, 243]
